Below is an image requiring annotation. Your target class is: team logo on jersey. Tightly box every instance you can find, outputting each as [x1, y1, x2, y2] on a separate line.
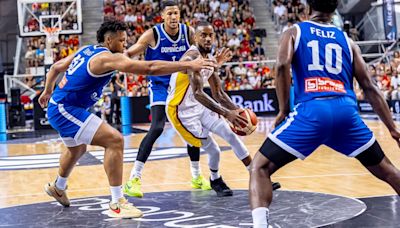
[305, 77, 346, 93]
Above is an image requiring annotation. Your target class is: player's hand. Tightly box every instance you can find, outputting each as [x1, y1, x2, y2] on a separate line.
[225, 109, 248, 129]
[214, 48, 233, 67]
[190, 57, 217, 72]
[390, 129, 400, 147]
[38, 90, 52, 108]
[273, 112, 287, 128]
[123, 50, 130, 58]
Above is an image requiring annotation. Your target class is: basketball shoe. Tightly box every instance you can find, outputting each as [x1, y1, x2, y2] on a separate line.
[191, 175, 212, 190]
[210, 176, 233, 197]
[44, 182, 70, 207]
[123, 177, 144, 198]
[108, 197, 143, 218]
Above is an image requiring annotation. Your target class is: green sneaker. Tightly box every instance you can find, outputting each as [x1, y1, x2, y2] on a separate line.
[123, 177, 144, 198]
[191, 175, 212, 190]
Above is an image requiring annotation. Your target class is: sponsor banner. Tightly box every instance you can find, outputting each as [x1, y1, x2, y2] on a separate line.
[357, 100, 374, 113]
[125, 89, 278, 123]
[226, 89, 278, 115]
[383, 0, 397, 40]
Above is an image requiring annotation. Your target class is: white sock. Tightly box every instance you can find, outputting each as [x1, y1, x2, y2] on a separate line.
[110, 185, 123, 204]
[130, 161, 145, 179]
[210, 170, 220, 181]
[246, 165, 251, 172]
[55, 175, 67, 190]
[252, 207, 269, 228]
[190, 161, 201, 178]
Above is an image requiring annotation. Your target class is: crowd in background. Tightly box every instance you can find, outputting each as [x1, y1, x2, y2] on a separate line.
[104, 0, 275, 98]
[360, 51, 400, 104]
[19, 0, 400, 124]
[23, 2, 79, 71]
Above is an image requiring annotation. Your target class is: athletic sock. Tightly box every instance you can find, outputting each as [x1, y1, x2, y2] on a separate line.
[210, 169, 220, 181]
[55, 175, 67, 190]
[110, 185, 123, 204]
[130, 161, 145, 179]
[191, 161, 201, 178]
[252, 207, 269, 228]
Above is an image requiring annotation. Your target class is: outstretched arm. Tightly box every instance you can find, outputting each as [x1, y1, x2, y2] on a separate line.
[125, 29, 154, 57]
[352, 39, 400, 146]
[274, 27, 296, 126]
[90, 52, 216, 76]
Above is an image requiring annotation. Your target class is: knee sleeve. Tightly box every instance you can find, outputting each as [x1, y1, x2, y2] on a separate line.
[187, 144, 200, 162]
[137, 105, 166, 162]
[211, 120, 250, 161]
[202, 137, 220, 171]
[356, 141, 385, 167]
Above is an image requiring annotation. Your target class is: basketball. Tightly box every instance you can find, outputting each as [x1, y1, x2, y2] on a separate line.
[230, 109, 258, 136]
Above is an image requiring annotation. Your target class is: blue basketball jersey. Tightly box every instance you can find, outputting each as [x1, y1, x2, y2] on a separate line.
[145, 23, 191, 86]
[51, 45, 114, 108]
[292, 21, 355, 104]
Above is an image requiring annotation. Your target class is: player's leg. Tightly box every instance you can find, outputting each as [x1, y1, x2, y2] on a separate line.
[204, 112, 281, 191]
[207, 118, 251, 169]
[327, 96, 400, 195]
[355, 141, 400, 195]
[250, 139, 298, 228]
[91, 121, 142, 218]
[124, 105, 166, 197]
[187, 144, 211, 190]
[250, 101, 322, 227]
[201, 136, 233, 197]
[44, 144, 86, 207]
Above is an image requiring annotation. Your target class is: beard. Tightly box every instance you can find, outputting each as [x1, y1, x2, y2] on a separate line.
[198, 44, 212, 55]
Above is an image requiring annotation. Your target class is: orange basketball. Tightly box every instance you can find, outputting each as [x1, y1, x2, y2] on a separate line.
[230, 109, 258, 136]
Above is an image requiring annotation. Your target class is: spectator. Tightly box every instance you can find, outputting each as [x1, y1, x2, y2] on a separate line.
[102, 95, 112, 123]
[227, 33, 240, 49]
[109, 74, 125, 125]
[252, 43, 265, 57]
[234, 59, 247, 79]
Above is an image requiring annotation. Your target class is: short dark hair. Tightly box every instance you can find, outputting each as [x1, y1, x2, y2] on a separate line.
[195, 20, 212, 30]
[307, 0, 338, 14]
[96, 20, 127, 43]
[161, 0, 178, 11]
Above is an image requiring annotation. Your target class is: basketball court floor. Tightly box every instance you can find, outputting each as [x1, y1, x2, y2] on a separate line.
[0, 117, 399, 227]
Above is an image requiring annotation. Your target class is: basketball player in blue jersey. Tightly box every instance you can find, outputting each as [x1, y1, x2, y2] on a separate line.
[250, 0, 400, 227]
[38, 20, 215, 219]
[123, 0, 209, 198]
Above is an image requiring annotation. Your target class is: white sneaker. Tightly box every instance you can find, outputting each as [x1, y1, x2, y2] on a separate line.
[107, 197, 143, 218]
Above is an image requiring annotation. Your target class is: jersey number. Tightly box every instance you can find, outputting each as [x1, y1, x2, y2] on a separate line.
[307, 40, 342, 75]
[67, 54, 85, 75]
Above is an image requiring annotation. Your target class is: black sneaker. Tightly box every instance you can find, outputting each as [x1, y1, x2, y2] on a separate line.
[272, 182, 281, 191]
[210, 176, 233, 197]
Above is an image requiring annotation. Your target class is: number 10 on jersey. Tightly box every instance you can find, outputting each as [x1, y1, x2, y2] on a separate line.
[307, 40, 342, 75]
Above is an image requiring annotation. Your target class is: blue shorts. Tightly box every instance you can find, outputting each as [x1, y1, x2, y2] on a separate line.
[148, 80, 169, 106]
[47, 99, 103, 147]
[269, 96, 375, 159]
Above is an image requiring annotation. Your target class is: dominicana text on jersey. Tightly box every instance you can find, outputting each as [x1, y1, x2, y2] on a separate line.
[145, 23, 191, 87]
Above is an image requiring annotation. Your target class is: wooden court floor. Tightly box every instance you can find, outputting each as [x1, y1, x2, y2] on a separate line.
[0, 117, 399, 209]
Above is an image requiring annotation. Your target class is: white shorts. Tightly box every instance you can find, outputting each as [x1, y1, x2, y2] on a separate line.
[166, 106, 223, 147]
